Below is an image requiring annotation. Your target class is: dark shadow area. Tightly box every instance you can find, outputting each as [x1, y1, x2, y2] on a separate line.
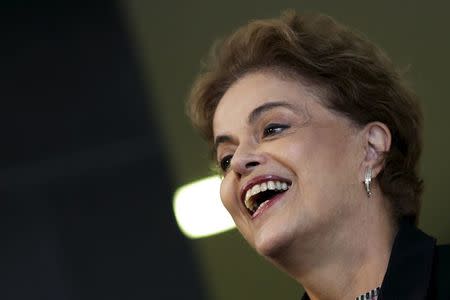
[0, 2, 205, 299]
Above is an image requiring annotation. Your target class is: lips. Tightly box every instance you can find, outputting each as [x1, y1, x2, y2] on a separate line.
[240, 175, 292, 217]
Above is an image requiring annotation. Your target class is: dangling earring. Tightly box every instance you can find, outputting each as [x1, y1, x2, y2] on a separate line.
[364, 167, 372, 198]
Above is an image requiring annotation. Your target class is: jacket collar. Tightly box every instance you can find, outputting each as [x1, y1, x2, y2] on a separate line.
[378, 219, 436, 300]
[301, 219, 436, 300]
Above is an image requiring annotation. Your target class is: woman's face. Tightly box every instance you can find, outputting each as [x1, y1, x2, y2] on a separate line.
[213, 71, 365, 257]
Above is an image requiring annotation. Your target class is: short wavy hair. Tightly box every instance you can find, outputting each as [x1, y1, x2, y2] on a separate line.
[187, 10, 423, 224]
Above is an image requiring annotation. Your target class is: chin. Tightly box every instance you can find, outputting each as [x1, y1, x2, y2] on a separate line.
[253, 226, 295, 259]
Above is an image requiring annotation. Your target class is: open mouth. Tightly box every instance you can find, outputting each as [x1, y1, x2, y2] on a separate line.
[243, 180, 291, 217]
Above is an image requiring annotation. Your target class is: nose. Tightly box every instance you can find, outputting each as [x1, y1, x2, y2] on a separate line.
[229, 143, 266, 177]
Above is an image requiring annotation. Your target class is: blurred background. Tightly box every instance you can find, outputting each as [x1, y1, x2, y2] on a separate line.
[2, 1, 449, 299]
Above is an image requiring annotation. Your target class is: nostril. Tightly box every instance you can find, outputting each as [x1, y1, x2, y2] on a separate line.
[245, 161, 259, 169]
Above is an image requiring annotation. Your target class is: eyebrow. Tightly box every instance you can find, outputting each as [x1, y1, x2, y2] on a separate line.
[213, 135, 233, 153]
[213, 101, 300, 152]
[247, 101, 297, 124]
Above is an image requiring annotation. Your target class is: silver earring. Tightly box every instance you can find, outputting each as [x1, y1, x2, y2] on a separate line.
[364, 167, 372, 198]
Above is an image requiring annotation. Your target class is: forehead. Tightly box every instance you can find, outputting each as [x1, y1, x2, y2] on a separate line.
[213, 72, 318, 135]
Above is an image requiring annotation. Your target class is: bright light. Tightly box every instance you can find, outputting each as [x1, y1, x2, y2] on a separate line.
[173, 175, 236, 239]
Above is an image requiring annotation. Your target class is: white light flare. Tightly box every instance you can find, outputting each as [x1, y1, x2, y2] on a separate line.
[173, 175, 236, 239]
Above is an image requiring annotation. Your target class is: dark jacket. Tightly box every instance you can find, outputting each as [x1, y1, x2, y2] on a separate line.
[302, 220, 450, 299]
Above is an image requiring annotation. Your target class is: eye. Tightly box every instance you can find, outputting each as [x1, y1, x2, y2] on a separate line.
[263, 123, 290, 137]
[219, 154, 233, 172]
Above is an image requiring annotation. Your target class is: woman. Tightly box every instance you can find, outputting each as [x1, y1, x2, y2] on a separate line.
[187, 11, 449, 300]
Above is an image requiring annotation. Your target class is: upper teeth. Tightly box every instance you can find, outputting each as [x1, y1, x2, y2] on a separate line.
[244, 180, 289, 211]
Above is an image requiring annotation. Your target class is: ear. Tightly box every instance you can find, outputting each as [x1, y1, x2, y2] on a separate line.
[362, 122, 391, 178]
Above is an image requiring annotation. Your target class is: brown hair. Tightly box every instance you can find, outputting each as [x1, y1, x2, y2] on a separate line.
[187, 10, 423, 224]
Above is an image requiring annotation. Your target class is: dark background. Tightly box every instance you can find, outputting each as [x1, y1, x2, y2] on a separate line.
[1, 2, 204, 299]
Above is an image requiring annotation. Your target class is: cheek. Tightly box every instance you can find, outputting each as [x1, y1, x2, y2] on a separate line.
[278, 129, 358, 192]
[219, 175, 252, 239]
[219, 176, 235, 213]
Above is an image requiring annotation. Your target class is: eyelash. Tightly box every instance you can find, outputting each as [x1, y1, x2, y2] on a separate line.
[219, 154, 233, 172]
[263, 123, 290, 137]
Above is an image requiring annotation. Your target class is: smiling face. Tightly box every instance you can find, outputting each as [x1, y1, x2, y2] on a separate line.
[213, 71, 367, 258]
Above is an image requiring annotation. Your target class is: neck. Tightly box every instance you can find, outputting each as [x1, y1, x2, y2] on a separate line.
[268, 193, 397, 300]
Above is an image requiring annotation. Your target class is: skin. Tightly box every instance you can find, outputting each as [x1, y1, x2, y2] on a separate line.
[212, 71, 396, 300]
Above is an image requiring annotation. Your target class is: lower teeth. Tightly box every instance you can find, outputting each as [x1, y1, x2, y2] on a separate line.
[253, 200, 270, 214]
